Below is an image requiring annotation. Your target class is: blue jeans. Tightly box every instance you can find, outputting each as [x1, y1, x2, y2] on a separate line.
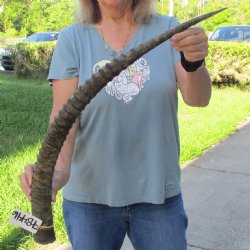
[63, 193, 188, 250]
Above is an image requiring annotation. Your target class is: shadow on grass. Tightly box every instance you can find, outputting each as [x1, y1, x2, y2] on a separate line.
[0, 71, 52, 160]
[0, 228, 31, 250]
[0, 72, 53, 250]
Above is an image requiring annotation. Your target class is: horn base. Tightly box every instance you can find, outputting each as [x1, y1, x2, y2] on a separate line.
[34, 226, 56, 244]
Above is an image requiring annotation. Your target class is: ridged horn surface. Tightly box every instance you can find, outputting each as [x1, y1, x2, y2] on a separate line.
[31, 8, 227, 244]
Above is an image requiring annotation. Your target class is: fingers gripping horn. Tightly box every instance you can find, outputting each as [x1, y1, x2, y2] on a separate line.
[31, 8, 227, 244]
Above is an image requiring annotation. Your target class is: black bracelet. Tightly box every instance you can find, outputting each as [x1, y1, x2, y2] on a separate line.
[180, 52, 205, 72]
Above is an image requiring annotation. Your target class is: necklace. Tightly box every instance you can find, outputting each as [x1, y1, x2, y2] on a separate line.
[99, 22, 132, 57]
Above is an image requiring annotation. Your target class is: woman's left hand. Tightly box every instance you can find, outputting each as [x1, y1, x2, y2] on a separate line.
[171, 27, 208, 62]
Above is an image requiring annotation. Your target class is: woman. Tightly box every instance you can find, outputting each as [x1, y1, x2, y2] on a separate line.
[20, 0, 211, 249]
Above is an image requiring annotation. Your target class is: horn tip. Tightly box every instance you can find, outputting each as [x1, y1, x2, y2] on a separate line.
[214, 7, 228, 14]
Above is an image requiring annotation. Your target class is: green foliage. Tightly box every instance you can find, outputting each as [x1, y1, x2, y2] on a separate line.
[0, 1, 249, 38]
[201, 6, 234, 31]
[0, 1, 27, 36]
[13, 39, 249, 87]
[207, 41, 250, 86]
[0, 0, 76, 38]
[22, 1, 76, 34]
[14, 42, 55, 79]
[2, 1, 249, 84]
[157, 1, 168, 15]
[158, 0, 250, 32]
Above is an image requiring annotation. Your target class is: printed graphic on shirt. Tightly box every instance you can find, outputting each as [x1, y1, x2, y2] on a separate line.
[93, 58, 150, 104]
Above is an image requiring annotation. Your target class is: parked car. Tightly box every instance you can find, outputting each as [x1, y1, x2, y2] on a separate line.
[209, 25, 250, 42]
[0, 31, 59, 71]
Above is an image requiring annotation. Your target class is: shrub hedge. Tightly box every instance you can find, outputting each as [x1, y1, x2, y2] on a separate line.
[14, 40, 250, 86]
[207, 41, 250, 86]
[14, 42, 55, 79]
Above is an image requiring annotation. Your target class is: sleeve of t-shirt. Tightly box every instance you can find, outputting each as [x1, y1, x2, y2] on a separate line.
[48, 27, 79, 83]
[169, 17, 181, 66]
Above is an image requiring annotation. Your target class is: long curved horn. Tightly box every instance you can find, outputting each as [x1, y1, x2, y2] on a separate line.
[31, 8, 227, 244]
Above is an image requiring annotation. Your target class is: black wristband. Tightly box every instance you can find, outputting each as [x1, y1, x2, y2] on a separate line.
[180, 52, 204, 72]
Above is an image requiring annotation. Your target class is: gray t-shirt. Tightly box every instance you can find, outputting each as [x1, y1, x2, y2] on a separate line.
[48, 14, 181, 206]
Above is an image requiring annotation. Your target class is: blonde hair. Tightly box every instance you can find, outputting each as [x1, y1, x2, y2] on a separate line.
[76, 0, 157, 24]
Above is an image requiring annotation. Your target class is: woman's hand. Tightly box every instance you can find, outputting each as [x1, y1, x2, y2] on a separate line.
[20, 164, 35, 201]
[20, 164, 69, 202]
[172, 27, 211, 107]
[171, 27, 208, 62]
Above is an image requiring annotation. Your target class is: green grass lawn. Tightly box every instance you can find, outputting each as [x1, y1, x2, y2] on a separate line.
[0, 72, 250, 250]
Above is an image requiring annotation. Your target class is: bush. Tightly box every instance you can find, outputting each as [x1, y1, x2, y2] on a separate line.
[14, 42, 55, 79]
[207, 41, 250, 86]
[14, 40, 250, 87]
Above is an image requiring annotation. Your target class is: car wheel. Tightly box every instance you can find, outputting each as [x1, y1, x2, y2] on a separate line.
[3, 66, 13, 71]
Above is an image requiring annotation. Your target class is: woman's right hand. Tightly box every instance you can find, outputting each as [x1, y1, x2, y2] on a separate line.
[20, 164, 69, 202]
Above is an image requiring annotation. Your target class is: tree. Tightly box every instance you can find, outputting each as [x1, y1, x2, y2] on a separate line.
[0, 0, 249, 38]
[163, 0, 249, 32]
[0, 0, 75, 38]
[169, 0, 174, 16]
